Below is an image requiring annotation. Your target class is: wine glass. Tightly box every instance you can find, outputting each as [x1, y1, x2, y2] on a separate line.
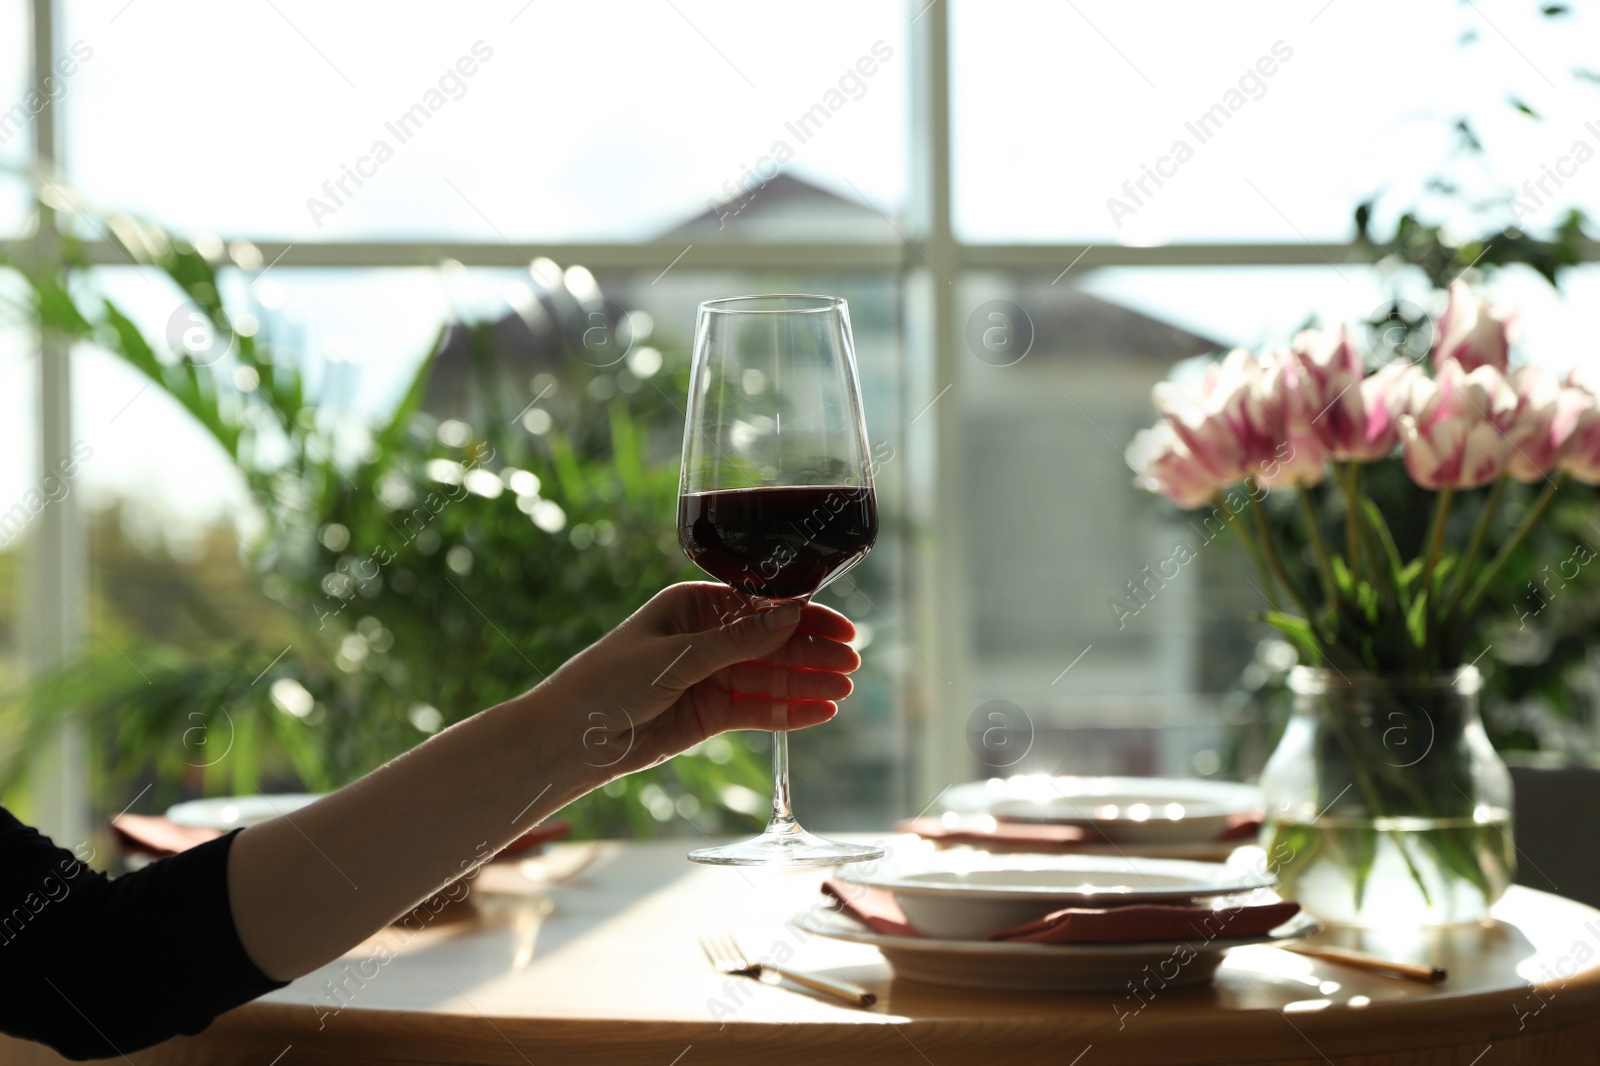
[678, 294, 884, 867]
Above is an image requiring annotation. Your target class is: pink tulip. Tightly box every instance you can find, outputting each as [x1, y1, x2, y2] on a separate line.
[1287, 329, 1417, 462]
[1398, 359, 1519, 489]
[1288, 329, 1364, 455]
[1152, 346, 1334, 491]
[1152, 348, 1276, 486]
[1560, 367, 1600, 484]
[1126, 421, 1221, 508]
[1432, 280, 1513, 373]
[1504, 366, 1597, 483]
[1255, 349, 1330, 489]
[1351, 361, 1422, 461]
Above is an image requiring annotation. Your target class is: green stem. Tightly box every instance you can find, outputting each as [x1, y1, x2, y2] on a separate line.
[1253, 497, 1319, 626]
[1462, 473, 1569, 615]
[1419, 487, 1455, 617]
[1362, 496, 1410, 612]
[1442, 476, 1509, 620]
[1213, 492, 1280, 613]
[1338, 463, 1365, 580]
[1315, 708, 1437, 909]
[1297, 485, 1339, 611]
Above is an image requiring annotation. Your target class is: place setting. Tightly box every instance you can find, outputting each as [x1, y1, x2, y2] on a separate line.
[798, 848, 1312, 993]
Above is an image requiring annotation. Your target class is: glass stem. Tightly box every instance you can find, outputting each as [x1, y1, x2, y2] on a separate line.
[768, 729, 796, 831]
[762, 594, 801, 835]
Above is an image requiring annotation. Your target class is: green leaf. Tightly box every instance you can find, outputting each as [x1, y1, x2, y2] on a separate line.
[546, 431, 590, 506]
[1330, 553, 1355, 597]
[1407, 590, 1429, 648]
[608, 399, 646, 500]
[353, 328, 439, 498]
[1361, 497, 1408, 606]
[1258, 611, 1323, 664]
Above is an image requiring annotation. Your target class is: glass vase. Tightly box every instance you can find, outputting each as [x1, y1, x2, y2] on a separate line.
[1259, 665, 1515, 926]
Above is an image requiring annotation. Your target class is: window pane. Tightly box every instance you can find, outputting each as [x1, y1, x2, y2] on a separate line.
[956, 261, 1596, 781]
[63, 1, 906, 241]
[0, 270, 36, 713]
[953, 0, 1600, 243]
[70, 263, 910, 831]
[1, 0, 32, 235]
[956, 266, 1370, 781]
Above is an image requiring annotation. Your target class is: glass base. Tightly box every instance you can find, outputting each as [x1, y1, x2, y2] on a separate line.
[689, 821, 885, 867]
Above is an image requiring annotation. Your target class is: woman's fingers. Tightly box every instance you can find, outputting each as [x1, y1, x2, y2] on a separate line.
[797, 600, 856, 643]
[645, 583, 859, 645]
[714, 697, 839, 734]
[724, 661, 854, 701]
[769, 631, 861, 673]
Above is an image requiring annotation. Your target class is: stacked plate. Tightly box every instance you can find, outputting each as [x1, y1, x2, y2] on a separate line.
[795, 850, 1316, 992]
[923, 775, 1266, 860]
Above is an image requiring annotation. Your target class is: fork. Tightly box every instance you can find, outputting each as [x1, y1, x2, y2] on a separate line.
[699, 933, 876, 1007]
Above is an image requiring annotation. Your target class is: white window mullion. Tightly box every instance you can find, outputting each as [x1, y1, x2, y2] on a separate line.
[26, 0, 91, 848]
[906, 0, 971, 807]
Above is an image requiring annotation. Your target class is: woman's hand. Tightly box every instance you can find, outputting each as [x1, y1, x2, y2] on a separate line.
[540, 582, 861, 780]
[230, 582, 861, 982]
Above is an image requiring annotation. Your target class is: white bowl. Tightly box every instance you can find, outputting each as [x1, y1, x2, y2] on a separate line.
[840, 852, 1277, 940]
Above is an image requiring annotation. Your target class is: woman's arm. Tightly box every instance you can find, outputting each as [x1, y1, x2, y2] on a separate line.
[227, 582, 858, 981]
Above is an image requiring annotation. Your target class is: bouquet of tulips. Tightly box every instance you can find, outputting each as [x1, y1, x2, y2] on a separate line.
[1126, 281, 1600, 674]
[1127, 283, 1600, 921]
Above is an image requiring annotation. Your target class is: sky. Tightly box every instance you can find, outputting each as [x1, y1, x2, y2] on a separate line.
[2, 0, 1599, 535]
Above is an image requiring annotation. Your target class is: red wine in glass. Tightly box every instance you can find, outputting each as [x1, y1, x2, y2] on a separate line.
[677, 294, 883, 867]
[678, 485, 877, 602]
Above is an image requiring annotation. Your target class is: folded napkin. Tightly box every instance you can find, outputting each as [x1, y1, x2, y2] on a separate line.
[820, 880, 1299, 944]
[111, 811, 571, 861]
[895, 809, 1263, 852]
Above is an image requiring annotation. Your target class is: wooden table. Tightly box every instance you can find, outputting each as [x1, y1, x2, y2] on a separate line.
[9, 839, 1600, 1066]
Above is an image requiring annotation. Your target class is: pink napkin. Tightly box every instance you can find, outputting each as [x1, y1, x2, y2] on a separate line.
[821, 880, 1299, 944]
[110, 813, 222, 858]
[111, 812, 571, 861]
[895, 810, 1263, 853]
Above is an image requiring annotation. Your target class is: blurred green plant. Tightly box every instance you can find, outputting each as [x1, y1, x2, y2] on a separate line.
[0, 198, 768, 839]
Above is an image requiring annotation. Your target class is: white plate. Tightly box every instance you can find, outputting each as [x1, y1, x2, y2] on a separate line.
[839, 853, 1276, 939]
[941, 775, 1262, 845]
[919, 816, 1248, 862]
[166, 793, 320, 830]
[791, 907, 1319, 992]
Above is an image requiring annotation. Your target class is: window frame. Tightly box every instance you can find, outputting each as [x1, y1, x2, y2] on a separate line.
[14, 0, 1598, 833]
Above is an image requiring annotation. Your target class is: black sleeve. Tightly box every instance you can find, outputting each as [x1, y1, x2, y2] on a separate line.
[0, 807, 288, 1060]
